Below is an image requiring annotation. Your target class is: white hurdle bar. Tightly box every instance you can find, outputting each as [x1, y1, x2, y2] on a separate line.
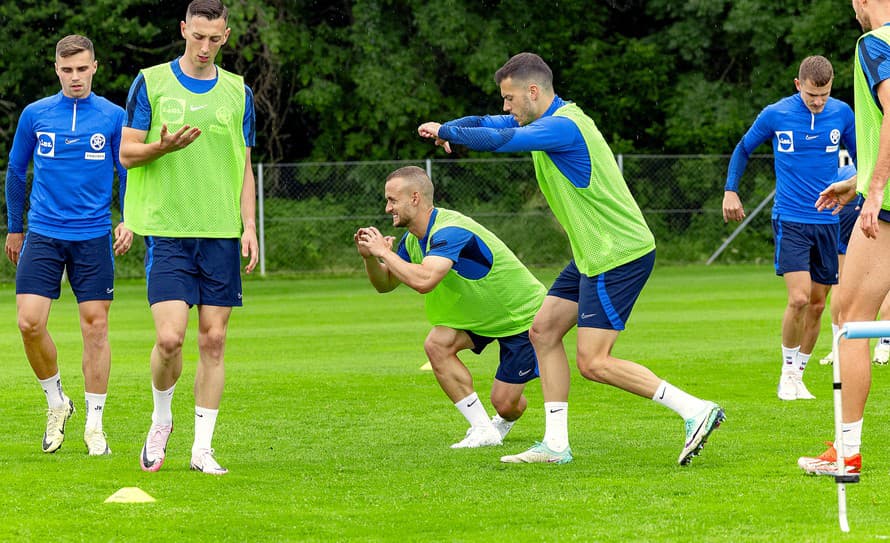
[830, 321, 890, 532]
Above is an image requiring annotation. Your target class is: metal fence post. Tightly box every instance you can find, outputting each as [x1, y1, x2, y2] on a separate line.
[257, 162, 266, 276]
[426, 158, 432, 181]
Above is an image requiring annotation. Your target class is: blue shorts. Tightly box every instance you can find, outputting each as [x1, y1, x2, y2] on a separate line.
[145, 237, 242, 307]
[16, 232, 114, 303]
[465, 330, 538, 385]
[548, 250, 655, 330]
[771, 219, 838, 285]
[837, 195, 863, 255]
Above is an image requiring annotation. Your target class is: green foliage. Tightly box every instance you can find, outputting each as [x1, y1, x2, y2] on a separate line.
[0, 1, 865, 164]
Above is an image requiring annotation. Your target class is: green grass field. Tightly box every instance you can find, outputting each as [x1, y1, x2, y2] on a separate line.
[1, 264, 888, 542]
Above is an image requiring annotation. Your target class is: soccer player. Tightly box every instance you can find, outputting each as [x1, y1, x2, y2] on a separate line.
[417, 52, 724, 466]
[4, 35, 131, 456]
[723, 56, 856, 401]
[798, 0, 890, 477]
[355, 166, 545, 448]
[120, 0, 258, 475]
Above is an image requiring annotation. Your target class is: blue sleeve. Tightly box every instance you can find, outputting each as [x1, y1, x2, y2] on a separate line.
[859, 36, 890, 98]
[426, 226, 474, 262]
[725, 108, 774, 191]
[111, 108, 127, 218]
[439, 115, 580, 153]
[125, 73, 152, 131]
[4, 107, 35, 232]
[396, 233, 411, 262]
[244, 85, 256, 147]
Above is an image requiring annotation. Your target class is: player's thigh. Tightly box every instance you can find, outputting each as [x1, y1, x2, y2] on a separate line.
[577, 249, 654, 331]
[15, 232, 65, 299]
[150, 300, 191, 340]
[67, 234, 115, 303]
[16, 293, 53, 330]
[773, 220, 813, 276]
[145, 237, 200, 306]
[838, 224, 890, 322]
[783, 270, 813, 303]
[494, 330, 538, 384]
[427, 326, 475, 354]
[195, 238, 242, 307]
[808, 223, 839, 286]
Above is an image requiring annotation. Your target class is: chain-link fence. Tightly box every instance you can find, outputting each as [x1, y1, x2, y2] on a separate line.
[0, 155, 801, 280]
[254, 155, 783, 275]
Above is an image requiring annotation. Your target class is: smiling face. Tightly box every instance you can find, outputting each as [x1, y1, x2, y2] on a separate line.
[384, 177, 418, 228]
[179, 14, 230, 78]
[796, 78, 833, 114]
[55, 50, 97, 99]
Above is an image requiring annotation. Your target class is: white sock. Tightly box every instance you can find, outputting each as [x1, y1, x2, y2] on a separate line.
[455, 392, 491, 428]
[796, 352, 812, 374]
[781, 345, 800, 374]
[543, 402, 569, 452]
[38, 372, 66, 409]
[193, 405, 219, 453]
[839, 419, 863, 457]
[84, 392, 107, 430]
[652, 381, 707, 420]
[491, 414, 515, 438]
[151, 384, 176, 425]
[831, 323, 840, 338]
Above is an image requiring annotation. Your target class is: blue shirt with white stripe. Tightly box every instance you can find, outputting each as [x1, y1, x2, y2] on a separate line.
[725, 93, 856, 224]
[5, 91, 127, 240]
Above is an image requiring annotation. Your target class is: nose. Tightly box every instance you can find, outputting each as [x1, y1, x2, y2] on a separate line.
[503, 100, 510, 112]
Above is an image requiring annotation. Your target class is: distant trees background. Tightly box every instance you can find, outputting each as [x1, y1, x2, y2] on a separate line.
[0, 0, 862, 165]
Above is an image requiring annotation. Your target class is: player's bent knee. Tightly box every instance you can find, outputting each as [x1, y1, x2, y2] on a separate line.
[576, 356, 610, 383]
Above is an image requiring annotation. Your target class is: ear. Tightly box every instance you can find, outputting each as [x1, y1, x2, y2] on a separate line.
[180, 20, 188, 39]
[528, 83, 540, 101]
[794, 78, 802, 92]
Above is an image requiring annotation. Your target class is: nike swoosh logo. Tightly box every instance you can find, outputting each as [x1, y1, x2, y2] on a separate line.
[549, 408, 564, 414]
[190, 105, 207, 111]
[685, 417, 708, 447]
[581, 313, 596, 319]
[658, 389, 665, 400]
[466, 399, 478, 408]
[518, 369, 532, 376]
[65, 138, 79, 144]
[805, 134, 818, 140]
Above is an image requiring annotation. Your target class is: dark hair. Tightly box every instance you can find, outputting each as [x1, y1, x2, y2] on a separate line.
[56, 35, 94, 60]
[187, 0, 228, 22]
[798, 56, 833, 87]
[494, 52, 553, 91]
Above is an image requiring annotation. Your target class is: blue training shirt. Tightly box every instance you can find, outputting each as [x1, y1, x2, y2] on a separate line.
[396, 209, 494, 280]
[5, 91, 127, 240]
[725, 93, 856, 224]
[858, 31, 890, 111]
[124, 58, 255, 146]
[437, 96, 592, 188]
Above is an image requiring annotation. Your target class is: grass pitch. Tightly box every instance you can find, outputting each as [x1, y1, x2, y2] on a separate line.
[1, 264, 888, 542]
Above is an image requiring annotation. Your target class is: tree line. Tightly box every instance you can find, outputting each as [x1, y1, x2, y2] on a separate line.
[0, 0, 863, 166]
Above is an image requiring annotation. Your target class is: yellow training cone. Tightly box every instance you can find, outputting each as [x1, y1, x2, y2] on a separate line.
[104, 487, 156, 503]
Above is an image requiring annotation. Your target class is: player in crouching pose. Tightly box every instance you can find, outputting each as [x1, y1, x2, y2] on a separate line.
[418, 52, 724, 465]
[355, 166, 545, 449]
